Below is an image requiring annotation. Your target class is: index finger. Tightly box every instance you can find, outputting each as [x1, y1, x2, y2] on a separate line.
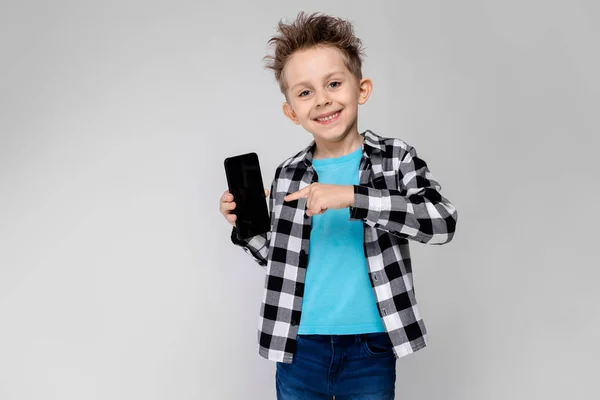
[284, 186, 309, 202]
[221, 190, 233, 201]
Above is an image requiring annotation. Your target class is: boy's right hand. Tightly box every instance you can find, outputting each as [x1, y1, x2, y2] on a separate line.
[220, 189, 269, 226]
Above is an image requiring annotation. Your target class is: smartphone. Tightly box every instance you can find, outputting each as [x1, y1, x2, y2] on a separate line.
[224, 152, 270, 240]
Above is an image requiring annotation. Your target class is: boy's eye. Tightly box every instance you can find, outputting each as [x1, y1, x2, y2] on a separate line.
[298, 81, 341, 97]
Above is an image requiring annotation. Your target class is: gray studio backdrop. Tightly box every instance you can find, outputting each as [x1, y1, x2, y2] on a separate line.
[1, 0, 598, 399]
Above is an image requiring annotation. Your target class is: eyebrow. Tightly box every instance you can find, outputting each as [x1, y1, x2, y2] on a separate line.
[290, 71, 345, 92]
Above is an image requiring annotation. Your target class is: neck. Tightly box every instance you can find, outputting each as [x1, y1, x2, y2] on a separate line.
[313, 131, 364, 160]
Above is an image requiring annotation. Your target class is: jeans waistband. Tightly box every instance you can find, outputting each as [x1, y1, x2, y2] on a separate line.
[297, 332, 387, 345]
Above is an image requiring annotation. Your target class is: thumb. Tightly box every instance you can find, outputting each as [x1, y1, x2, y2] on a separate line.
[265, 189, 270, 197]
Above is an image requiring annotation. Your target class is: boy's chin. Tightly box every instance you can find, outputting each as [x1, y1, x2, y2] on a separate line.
[309, 128, 353, 142]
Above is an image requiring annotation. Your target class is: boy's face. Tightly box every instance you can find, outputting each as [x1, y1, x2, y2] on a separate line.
[281, 45, 372, 145]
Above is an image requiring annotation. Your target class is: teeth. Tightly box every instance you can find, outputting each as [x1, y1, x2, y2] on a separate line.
[317, 112, 339, 121]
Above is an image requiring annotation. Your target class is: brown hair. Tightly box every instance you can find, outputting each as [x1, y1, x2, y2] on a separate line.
[263, 11, 366, 101]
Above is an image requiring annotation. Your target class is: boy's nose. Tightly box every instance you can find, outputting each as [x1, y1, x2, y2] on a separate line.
[316, 93, 332, 107]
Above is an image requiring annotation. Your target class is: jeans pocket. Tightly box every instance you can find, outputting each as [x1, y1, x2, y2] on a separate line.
[361, 333, 394, 357]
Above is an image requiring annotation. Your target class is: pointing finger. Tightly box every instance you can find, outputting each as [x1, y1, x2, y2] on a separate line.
[284, 186, 309, 202]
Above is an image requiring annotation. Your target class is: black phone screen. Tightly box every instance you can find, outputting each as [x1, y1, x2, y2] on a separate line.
[224, 152, 270, 240]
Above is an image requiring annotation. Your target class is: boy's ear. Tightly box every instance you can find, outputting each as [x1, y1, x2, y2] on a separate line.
[282, 102, 301, 125]
[358, 78, 373, 105]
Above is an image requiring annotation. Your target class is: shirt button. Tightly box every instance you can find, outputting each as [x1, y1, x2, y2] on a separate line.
[299, 250, 307, 267]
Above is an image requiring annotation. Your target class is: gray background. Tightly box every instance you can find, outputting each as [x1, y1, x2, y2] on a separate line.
[1, 0, 598, 399]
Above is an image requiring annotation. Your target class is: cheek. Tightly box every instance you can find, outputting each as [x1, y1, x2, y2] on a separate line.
[299, 110, 315, 123]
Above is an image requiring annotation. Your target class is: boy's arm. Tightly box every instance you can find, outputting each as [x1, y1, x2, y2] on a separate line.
[349, 145, 458, 244]
[230, 175, 277, 269]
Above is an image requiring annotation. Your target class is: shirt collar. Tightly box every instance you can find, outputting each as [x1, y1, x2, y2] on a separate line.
[283, 129, 385, 171]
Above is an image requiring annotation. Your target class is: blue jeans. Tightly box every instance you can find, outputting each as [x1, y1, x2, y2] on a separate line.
[276, 333, 396, 399]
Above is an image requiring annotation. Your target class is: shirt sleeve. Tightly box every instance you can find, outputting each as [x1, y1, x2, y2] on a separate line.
[230, 227, 270, 268]
[348, 144, 458, 244]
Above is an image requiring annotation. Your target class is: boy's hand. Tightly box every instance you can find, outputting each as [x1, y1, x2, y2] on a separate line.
[284, 183, 354, 217]
[220, 189, 269, 226]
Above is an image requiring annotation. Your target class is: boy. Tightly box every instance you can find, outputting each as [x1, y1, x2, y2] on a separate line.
[219, 11, 458, 400]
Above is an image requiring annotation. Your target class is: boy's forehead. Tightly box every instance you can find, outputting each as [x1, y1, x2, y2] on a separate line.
[285, 46, 349, 86]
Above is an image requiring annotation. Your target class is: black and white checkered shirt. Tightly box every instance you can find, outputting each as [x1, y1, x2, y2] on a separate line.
[230, 129, 458, 363]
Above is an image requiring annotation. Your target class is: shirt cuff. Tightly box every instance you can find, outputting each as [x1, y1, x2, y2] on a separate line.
[230, 226, 246, 246]
[349, 184, 383, 221]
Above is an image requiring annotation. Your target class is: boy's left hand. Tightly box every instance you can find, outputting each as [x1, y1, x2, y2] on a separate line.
[283, 183, 355, 217]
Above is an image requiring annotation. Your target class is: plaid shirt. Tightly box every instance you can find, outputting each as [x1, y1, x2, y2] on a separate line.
[230, 129, 458, 363]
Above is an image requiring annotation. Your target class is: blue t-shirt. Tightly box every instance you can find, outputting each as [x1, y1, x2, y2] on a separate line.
[297, 146, 385, 334]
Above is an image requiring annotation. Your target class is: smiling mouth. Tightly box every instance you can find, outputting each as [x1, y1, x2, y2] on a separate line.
[314, 110, 342, 124]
